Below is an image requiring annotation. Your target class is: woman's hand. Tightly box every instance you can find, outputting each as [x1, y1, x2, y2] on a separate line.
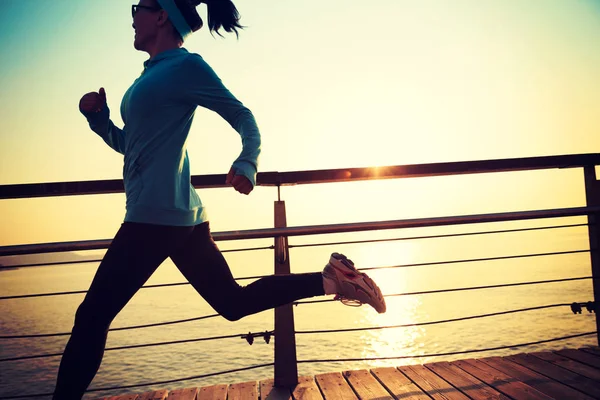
[226, 167, 253, 195]
[79, 88, 107, 113]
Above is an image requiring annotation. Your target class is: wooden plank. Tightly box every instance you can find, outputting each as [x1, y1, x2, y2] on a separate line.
[259, 376, 323, 400]
[507, 353, 600, 398]
[228, 381, 259, 400]
[371, 367, 430, 400]
[426, 361, 508, 399]
[292, 376, 324, 400]
[343, 370, 392, 400]
[97, 396, 138, 400]
[556, 349, 600, 369]
[399, 364, 469, 400]
[580, 346, 600, 357]
[315, 372, 358, 400]
[167, 387, 198, 400]
[532, 351, 600, 381]
[197, 384, 228, 400]
[137, 390, 169, 400]
[479, 356, 594, 400]
[259, 378, 292, 400]
[454, 359, 553, 400]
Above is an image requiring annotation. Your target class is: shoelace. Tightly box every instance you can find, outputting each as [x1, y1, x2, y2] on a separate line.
[334, 294, 363, 307]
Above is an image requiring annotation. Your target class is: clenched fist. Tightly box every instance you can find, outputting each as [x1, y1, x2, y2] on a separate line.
[79, 87, 107, 113]
[226, 167, 253, 195]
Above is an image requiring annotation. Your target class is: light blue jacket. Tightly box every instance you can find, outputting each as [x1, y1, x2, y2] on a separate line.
[82, 48, 261, 226]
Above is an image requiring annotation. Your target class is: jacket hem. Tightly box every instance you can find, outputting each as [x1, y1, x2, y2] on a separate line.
[125, 204, 208, 226]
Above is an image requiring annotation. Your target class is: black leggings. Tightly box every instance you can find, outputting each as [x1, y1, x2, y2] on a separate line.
[53, 222, 324, 400]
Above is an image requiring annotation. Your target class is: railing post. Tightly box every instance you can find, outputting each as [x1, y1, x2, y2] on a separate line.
[273, 199, 298, 387]
[584, 166, 600, 345]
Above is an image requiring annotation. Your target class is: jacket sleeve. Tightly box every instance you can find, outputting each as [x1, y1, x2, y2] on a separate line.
[81, 105, 126, 155]
[183, 55, 261, 187]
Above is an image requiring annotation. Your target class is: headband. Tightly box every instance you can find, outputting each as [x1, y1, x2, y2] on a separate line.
[156, 0, 193, 40]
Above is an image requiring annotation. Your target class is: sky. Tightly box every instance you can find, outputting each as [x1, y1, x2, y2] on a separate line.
[0, 0, 599, 246]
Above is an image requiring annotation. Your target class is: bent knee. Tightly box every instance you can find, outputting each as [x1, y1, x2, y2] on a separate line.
[73, 302, 112, 334]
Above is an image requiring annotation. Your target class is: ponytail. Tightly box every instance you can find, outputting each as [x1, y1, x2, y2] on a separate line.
[177, 0, 244, 38]
[207, 0, 243, 37]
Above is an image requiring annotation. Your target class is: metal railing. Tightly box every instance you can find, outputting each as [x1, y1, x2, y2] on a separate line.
[1, 153, 599, 397]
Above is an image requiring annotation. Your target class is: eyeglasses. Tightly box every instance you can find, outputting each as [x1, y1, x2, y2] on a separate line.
[131, 4, 161, 18]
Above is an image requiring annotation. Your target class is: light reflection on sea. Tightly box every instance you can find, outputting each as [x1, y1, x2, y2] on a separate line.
[360, 296, 426, 368]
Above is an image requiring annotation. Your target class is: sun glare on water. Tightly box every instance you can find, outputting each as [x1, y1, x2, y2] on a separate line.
[351, 240, 428, 366]
[360, 295, 425, 367]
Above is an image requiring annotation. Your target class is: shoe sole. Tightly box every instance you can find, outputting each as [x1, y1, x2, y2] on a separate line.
[326, 253, 386, 313]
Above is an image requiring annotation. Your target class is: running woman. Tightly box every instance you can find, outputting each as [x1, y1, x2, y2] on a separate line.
[53, 1, 385, 398]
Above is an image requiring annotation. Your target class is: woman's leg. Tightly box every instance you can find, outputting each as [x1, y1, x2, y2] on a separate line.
[170, 222, 325, 321]
[53, 223, 192, 400]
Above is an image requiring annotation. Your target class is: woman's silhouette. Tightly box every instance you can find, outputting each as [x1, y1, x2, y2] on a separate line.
[53, 1, 385, 398]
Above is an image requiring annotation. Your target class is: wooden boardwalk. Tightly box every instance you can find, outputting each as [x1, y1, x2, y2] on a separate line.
[97, 347, 600, 400]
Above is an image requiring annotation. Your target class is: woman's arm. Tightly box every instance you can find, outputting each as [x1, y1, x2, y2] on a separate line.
[80, 88, 126, 155]
[184, 55, 261, 187]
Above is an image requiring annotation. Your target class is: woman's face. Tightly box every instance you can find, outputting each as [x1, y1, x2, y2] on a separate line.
[132, 0, 161, 51]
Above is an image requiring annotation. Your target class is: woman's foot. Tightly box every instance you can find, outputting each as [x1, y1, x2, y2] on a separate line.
[322, 253, 386, 313]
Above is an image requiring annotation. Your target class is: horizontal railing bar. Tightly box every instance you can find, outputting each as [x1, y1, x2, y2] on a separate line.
[0, 330, 258, 362]
[288, 222, 589, 250]
[1, 223, 586, 269]
[0, 313, 221, 338]
[295, 303, 578, 334]
[266, 154, 600, 186]
[0, 245, 274, 270]
[0, 206, 596, 257]
[2, 302, 576, 339]
[1, 153, 599, 199]
[296, 276, 593, 305]
[295, 332, 596, 364]
[0, 259, 102, 270]
[1, 250, 588, 301]
[359, 249, 590, 272]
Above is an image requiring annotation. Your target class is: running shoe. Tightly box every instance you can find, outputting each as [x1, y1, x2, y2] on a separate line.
[322, 252, 386, 313]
